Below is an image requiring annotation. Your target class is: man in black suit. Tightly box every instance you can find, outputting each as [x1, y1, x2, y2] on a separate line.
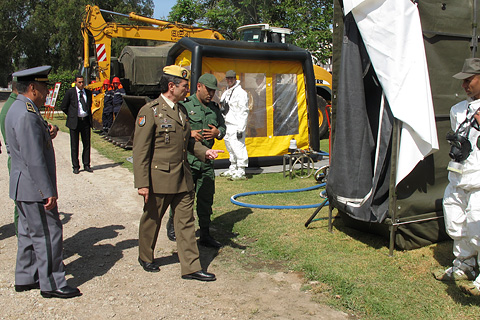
[60, 75, 93, 174]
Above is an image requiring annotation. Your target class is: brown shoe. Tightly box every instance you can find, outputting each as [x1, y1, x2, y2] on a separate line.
[460, 283, 480, 296]
[433, 267, 475, 281]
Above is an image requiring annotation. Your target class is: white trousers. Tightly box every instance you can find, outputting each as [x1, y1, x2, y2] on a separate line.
[224, 125, 248, 171]
[443, 183, 480, 274]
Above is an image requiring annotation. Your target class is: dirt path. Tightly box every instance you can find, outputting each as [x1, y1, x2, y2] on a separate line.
[0, 102, 349, 319]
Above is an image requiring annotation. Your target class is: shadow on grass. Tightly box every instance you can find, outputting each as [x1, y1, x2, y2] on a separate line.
[429, 241, 480, 306]
[63, 224, 137, 287]
[210, 207, 253, 250]
[330, 214, 389, 250]
[445, 283, 480, 306]
[430, 241, 454, 268]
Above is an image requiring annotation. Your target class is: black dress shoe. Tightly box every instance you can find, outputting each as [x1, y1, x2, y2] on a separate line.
[84, 166, 93, 173]
[166, 217, 176, 242]
[199, 234, 222, 248]
[40, 286, 81, 299]
[182, 270, 216, 282]
[138, 257, 160, 272]
[73, 168, 80, 174]
[15, 282, 40, 292]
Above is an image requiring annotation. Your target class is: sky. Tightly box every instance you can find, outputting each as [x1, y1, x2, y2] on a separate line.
[153, 0, 177, 20]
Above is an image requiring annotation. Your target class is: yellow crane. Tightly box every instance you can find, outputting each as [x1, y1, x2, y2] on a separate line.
[82, 5, 224, 87]
[81, 5, 225, 130]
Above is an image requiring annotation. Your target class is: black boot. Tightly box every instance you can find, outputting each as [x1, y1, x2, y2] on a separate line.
[166, 215, 176, 241]
[199, 228, 222, 248]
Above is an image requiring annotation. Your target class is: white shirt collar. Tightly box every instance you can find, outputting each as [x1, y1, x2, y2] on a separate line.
[161, 94, 175, 109]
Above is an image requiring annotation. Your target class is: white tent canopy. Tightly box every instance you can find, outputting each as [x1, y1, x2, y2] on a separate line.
[344, 0, 438, 184]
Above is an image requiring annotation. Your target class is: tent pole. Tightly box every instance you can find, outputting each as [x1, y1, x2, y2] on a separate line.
[388, 118, 401, 256]
[328, 203, 333, 233]
[472, 0, 478, 57]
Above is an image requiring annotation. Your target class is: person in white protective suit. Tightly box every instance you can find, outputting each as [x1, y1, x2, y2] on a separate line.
[434, 58, 480, 296]
[219, 70, 249, 180]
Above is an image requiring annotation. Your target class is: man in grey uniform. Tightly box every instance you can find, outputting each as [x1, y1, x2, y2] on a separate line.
[5, 66, 81, 299]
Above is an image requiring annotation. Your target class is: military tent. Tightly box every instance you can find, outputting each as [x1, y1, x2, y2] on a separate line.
[328, 0, 478, 251]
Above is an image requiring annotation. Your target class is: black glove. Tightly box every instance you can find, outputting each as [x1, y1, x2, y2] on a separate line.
[237, 131, 243, 139]
[220, 101, 229, 116]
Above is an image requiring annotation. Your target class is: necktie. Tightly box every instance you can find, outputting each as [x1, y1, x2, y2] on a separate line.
[79, 91, 87, 112]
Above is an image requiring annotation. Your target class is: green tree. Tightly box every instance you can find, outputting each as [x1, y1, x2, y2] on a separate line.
[168, 0, 333, 63]
[0, 0, 154, 86]
[168, 0, 203, 24]
[0, 0, 28, 86]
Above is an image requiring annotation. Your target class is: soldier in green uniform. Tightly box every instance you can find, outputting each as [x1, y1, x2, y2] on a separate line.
[0, 80, 19, 234]
[166, 73, 226, 248]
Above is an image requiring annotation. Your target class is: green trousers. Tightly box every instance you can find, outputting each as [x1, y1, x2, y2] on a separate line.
[170, 162, 215, 230]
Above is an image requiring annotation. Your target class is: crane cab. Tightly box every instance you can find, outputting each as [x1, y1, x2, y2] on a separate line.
[237, 24, 292, 44]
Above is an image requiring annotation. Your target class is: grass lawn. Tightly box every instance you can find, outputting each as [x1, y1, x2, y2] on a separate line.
[50, 115, 480, 319]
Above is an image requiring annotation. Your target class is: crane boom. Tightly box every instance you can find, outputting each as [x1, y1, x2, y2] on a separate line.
[82, 5, 224, 82]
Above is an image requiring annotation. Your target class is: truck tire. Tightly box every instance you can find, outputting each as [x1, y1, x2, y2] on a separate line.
[317, 95, 329, 140]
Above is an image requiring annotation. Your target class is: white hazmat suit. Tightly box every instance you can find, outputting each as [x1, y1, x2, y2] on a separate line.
[220, 80, 249, 178]
[442, 98, 480, 286]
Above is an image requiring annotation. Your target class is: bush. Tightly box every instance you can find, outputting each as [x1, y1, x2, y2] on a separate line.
[47, 70, 77, 111]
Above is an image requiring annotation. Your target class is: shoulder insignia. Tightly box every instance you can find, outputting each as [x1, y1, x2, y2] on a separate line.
[189, 110, 195, 115]
[138, 115, 146, 127]
[26, 102, 36, 113]
[144, 99, 159, 109]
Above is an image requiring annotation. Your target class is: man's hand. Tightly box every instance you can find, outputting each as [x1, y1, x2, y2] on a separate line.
[138, 187, 149, 204]
[203, 124, 220, 140]
[44, 196, 57, 211]
[191, 129, 204, 142]
[48, 124, 59, 139]
[205, 149, 224, 160]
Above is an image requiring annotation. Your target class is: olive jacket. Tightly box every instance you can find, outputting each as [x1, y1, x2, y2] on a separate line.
[133, 96, 209, 194]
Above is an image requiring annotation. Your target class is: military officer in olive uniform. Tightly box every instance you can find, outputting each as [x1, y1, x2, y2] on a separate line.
[5, 66, 81, 299]
[166, 73, 226, 248]
[133, 65, 222, 281]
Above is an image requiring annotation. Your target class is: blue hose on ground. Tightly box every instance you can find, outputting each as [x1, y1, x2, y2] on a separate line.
[230, 183, 329, 209]
[315, 150, 330, 157]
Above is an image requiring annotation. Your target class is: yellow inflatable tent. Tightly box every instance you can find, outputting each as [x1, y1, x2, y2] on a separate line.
[167, 38, 320, 160]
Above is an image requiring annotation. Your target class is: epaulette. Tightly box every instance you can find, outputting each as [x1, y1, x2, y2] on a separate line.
[26, 102, 36, 113]
[144, 99, 160, 109]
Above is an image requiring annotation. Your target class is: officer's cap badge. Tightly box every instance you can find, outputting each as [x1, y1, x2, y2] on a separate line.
[138, 116, 146, 127]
